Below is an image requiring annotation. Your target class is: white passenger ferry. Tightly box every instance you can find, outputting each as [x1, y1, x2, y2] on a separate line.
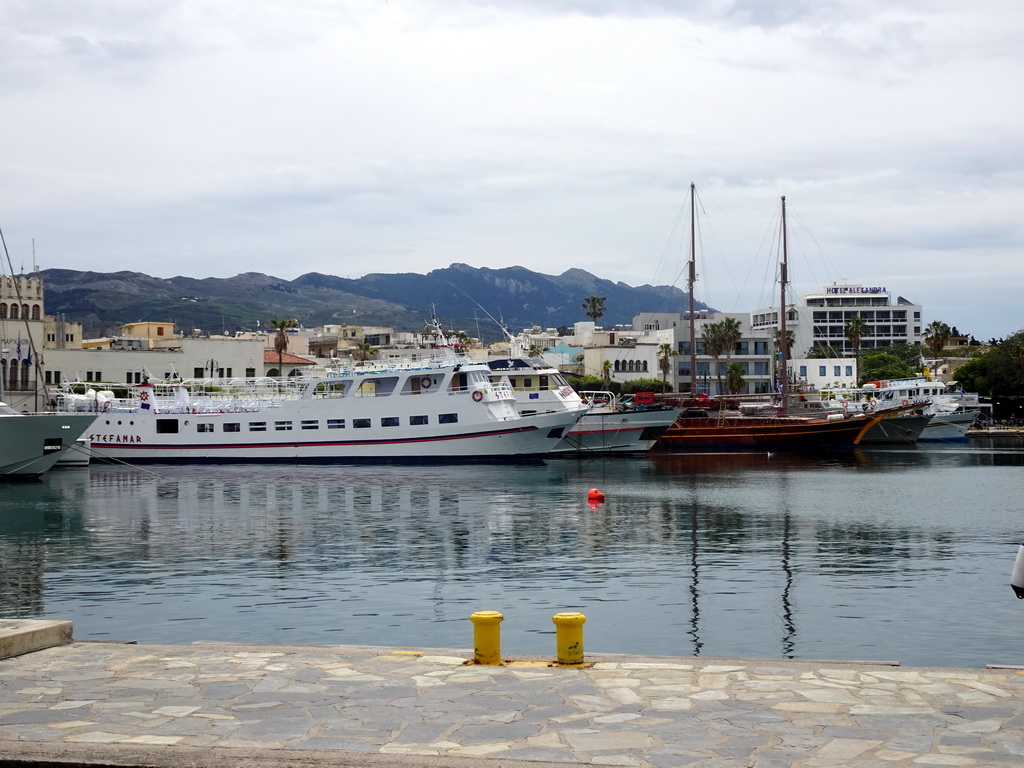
[58, 343, 589, 463]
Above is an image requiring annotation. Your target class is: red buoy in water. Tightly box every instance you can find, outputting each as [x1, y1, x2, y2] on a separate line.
[587, 488, 605, 502]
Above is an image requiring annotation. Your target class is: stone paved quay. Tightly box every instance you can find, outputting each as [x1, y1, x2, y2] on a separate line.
[2, 635, 1024, 767]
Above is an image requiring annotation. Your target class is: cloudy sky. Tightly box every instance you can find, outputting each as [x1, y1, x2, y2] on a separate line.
[2, 1, 1021, 340]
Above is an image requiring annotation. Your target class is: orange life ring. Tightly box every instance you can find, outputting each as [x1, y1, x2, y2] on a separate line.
[421, 377, 432, 389]
[901, 399, 909, 406]
[472, 390, 483, 402]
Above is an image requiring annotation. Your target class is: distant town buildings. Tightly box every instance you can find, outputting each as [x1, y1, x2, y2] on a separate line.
[0, 273, 942, 409]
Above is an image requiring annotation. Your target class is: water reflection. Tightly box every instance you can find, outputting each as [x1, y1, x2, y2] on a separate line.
[1, 446, 1021, 668]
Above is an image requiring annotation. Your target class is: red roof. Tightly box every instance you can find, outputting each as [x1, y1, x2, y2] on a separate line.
[263, 350, 316, 365]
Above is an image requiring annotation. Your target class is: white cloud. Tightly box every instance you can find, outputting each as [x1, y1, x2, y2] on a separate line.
[1, 0, 1022, 338]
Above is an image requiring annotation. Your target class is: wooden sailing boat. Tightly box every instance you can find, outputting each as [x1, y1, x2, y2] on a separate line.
[659, 192, 884, 450]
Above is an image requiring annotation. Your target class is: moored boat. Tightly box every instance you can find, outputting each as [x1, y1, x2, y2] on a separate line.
[663, 190, 884, 451]
[58, 327, 589, 463]
[486, 354, 680, 453]
[0, 402, 95, 480]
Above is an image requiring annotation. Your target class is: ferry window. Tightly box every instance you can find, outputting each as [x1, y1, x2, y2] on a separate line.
[156, 419, 179, 434]
[354, 418, 371, 428]
[327, 419, 345, 429]
[275, 421, 293, 431]
[382, 417, 400, 427]
[223, 423, 240, 432]
[523, 378, 533, 388]
[450, 373, 468, 391]
[249, 422, 267, 431]
[197, 423, 215, 433]
[301, 420, 319, 430]
[410, 415, 428, 425]
[538, 375, 548, 389]
[438, 413, 458, 424]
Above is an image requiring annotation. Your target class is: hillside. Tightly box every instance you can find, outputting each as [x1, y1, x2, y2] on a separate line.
[39, 263, 707, 342]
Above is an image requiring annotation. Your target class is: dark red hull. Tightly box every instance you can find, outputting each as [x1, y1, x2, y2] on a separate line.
[658, 413, 881, 450]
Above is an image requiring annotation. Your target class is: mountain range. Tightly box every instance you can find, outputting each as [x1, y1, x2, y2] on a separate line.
[38, 263, 707, 342]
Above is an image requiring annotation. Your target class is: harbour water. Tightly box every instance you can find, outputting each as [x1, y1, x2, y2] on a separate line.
[2, 439, 1022, 669]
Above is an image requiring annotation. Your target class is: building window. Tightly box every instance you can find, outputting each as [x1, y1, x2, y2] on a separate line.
[245, 367, 256, 377]
[845, 366, 853, 377]
[157, 327, 164, 336]
[834, 366, 841, 377]
[819, 366, 826, 377]
[31, 305, 41, 320]
[193, 367, 204, 377]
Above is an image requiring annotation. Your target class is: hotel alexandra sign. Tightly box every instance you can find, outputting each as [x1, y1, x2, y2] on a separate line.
[823, 285, 887, 295]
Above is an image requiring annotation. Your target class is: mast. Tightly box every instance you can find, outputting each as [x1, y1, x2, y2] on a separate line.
[687, 182, 698, 396]
[779, 196, 789, 415]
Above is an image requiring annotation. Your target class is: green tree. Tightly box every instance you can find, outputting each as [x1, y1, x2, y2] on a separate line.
[773, 328, 796, 358]
[353, 342, 376, 364]
[657, 343, 677, 393]
[844, 315, 869, 381]
[582, 296, 606, 324]
[859, 352, 915, 383]
[923, 320, 952, 359]
[718, 317, 743, 371]
[601, 359, 612, 387]
[952, 329, 1024, 416]
[726, 362, 746, 395]
[619, 377, 664, 395]
[268, 318, 297, 376]
[701, 322, 730, 395]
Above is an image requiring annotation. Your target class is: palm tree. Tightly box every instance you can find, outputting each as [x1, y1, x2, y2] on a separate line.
[844, 315, 869, 382]
[353, 342, 375, 365]
[582, 296, 606, 324]
[657, 343, 677, 393]
[726, 362, 746, 395]
[268, 318, 297, 377]
[718, 317, 743, 370]
[601, 359, 612, 387]
[701, 322, 727, 395]
[923, 320, 951, 359]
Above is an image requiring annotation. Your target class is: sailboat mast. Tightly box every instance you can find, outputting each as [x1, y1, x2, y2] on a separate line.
[687, 182, 697, 396]
[779, 195, 789, 415]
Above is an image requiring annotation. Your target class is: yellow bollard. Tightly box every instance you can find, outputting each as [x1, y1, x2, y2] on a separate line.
[470, 611, 504, 665]
[552, 612, 586, 665]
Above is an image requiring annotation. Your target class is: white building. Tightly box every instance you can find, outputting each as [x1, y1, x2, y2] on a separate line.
[752, 283, 923, 358]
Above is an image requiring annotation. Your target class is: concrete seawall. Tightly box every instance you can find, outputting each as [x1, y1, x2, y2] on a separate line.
[0, 621, 1022, 767]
